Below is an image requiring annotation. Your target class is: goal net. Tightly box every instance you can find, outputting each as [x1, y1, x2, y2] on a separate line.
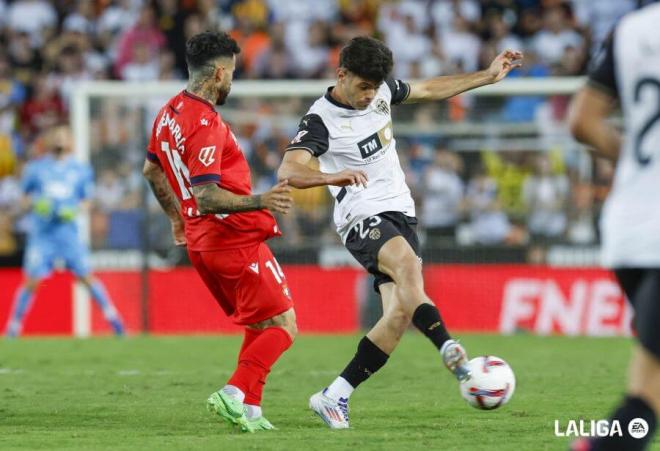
[69, 77, 629, 338]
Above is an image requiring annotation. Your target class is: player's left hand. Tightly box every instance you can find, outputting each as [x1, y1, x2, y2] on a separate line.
[171, 219, 186, 246]
[33, 198, 52, 217]
[57, 206, 77, 222]
[488, 50, 523, 83]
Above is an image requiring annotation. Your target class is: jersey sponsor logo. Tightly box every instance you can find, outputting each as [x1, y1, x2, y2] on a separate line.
[374, 98, 390, 115]
[248, 262, 259, 274]
[291, 130, 308, 144]
[198, 146, 216, 167]
[357, 132, 383, 159]
[200, 118, 209, 126]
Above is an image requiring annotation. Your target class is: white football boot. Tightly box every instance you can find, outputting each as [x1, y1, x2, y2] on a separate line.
[441, 339, 472, 382]
[309, 389, 350, 429]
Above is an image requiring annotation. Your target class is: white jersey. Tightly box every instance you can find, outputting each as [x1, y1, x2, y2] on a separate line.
[286, 79, 416, 242]
[589, 3, 660, 267]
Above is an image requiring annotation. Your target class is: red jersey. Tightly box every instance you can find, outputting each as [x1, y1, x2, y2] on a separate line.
[146, 90, 280, 250]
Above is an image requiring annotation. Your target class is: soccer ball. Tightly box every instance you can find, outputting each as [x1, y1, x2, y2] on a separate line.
[459, 356, 515, 410]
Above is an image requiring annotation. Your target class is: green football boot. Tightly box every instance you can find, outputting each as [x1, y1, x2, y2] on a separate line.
[247, 415, 277, 431]
[206, 391, 254, 433]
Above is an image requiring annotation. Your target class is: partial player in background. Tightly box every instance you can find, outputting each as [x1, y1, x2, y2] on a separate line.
[143, 31, 296, 433]
[569, 3, 660, 450]
[4, 125, 125, 338]
[278, 36, 522, 428]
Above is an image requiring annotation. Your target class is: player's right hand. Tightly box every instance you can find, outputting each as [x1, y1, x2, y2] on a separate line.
[327, 169, 368, 188]
[171, 218, 186, 246]
[261, 180, 293, 214]
[33, 198, 52, 217]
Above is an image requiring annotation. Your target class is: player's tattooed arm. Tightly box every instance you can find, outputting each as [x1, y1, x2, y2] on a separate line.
[143, 160, 181, 221]
[406, 50, 523, 103]
[192, 181, 292, 215]
[193, 183, 261, 213]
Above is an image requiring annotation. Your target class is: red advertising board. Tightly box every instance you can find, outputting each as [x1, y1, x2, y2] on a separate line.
[0, 265, 632, 336]
[424, 266, 632, 336]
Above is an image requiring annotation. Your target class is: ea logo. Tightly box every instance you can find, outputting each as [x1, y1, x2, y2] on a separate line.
[628, 418, 649, 439]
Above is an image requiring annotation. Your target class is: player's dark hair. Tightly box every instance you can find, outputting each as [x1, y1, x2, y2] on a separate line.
[185, 31, 240, 72]
[338, 37, 393, 84]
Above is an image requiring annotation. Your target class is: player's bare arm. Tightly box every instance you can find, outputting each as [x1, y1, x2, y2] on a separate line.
[405, 50, 523, 103]
[569, 85, 621, 161]
[143, 159, 185, 246]
[278, 149, 368, 189]
[143, 159, 182, 221]
[192, 180, 293, 215]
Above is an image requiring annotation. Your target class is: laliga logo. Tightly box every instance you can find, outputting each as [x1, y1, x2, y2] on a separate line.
[554, 418, 648, 439]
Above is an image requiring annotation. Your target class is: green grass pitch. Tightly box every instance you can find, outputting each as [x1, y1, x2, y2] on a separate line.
[0, 334, 657, 450]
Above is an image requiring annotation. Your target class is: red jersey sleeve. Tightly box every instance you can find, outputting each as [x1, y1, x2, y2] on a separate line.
[186, 118, 225, 187]
[146, 114, 161, 166]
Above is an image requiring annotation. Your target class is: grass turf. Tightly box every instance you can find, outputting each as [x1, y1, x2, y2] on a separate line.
[0, 334, 656, 450]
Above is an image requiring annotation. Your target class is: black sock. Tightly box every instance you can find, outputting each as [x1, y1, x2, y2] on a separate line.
[339, 336, 389, 389]
[591, 395, 657, 451]
[412, 303, 451, 351]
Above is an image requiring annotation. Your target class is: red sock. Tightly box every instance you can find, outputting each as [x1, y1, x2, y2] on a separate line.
[227, 327, 292, 404]
[244, 376, 265, 406]
[237, 328, 264, 405]
[238, 328, 263, 361]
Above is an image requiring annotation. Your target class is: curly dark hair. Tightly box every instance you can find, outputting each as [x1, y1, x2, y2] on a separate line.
[338, 37, 393, 84]
[185, 31, 241, 71]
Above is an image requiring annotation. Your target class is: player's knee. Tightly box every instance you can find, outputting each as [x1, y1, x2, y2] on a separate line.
[383, 307, 410, 334]
[272, 309, 298, 340]
[274, 318, 297, 340]
[392, 255, 422, 286]
[284, 321, 298, 340]
[285, 312, 298, 340]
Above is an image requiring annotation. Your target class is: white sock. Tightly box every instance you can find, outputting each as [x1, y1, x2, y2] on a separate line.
[245, 404, 262, 419]
[222, 384, 245, 403]
[325, 377, 354, 401]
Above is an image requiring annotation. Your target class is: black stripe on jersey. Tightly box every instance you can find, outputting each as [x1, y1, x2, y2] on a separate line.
[169, 104, 180, 115]
[190, 174, 221, 186]
[336, 187, 347, 203]
[285, 113, 330, 157]
[588, 28, 618, 99]
[386, 78, 411, 105]
[146, 151, 161, 165]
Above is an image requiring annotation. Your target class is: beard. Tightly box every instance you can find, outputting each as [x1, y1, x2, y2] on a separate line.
[216, 85, 231, 105]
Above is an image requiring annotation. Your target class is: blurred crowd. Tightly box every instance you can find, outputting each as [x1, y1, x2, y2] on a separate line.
[0, 0, 638, 258]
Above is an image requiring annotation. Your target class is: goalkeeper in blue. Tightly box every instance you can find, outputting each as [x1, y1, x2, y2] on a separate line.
[4, 125, 125, 338]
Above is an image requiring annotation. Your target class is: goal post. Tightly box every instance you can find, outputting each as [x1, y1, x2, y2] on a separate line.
[69, 76, 588, 337]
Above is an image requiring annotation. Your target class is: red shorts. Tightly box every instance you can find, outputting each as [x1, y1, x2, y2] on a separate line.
[188, 242, 293, 325]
